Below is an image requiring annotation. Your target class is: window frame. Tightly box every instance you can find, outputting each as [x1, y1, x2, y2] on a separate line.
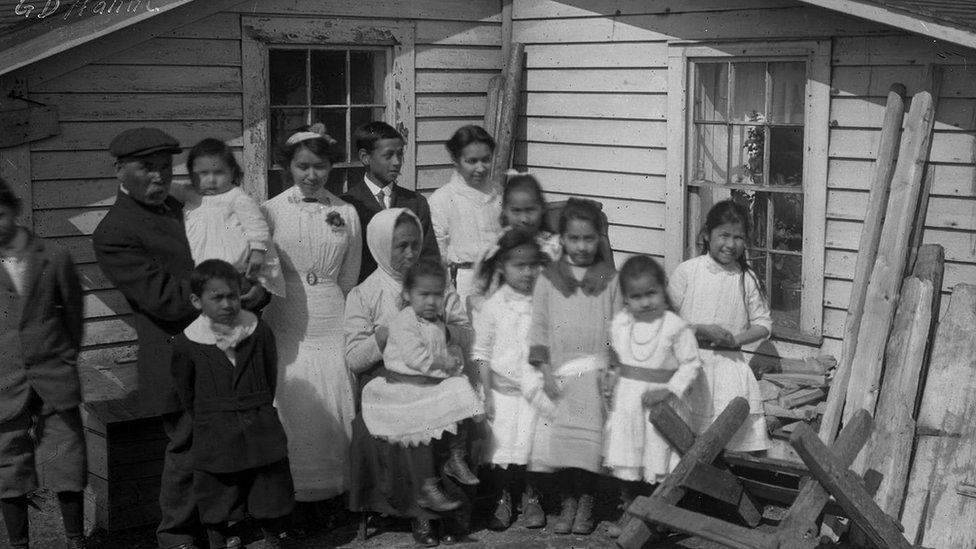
[241, 16, 416, 200]
[665, 40, 830, 343]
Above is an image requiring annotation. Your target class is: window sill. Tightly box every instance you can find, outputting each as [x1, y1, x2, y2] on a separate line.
[771, 325, 823, 347]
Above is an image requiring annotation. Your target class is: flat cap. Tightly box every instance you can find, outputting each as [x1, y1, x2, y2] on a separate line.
[109, 127, 181, 158]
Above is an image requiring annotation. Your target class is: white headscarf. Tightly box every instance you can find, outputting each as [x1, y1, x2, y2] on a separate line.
[366, 207, 423, 296]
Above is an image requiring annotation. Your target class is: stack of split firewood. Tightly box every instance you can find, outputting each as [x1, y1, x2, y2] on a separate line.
[759, 355, 836, 440]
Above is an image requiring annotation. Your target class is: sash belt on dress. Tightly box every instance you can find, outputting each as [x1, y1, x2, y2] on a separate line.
[615, 363, 675, 384]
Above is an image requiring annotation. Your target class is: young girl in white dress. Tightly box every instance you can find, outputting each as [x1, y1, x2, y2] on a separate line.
[472, 229, 545, 531]
[668, 199, 771, 453]
[603, 255, 701, 537]
[363, 259, 483, 494]
[182, 138, 284, 296]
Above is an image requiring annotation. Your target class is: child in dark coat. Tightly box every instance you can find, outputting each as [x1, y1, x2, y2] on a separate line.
[0, 177, 87, 549]
[171, 259, 294, 549]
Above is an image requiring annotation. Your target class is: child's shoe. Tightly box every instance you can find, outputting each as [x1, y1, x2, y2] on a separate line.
[487, 490, 512, 531]
[552, 495, 577, 534]
[417, 478, 462, 512]
[442, 451, 479, 485]
[571, 494, 595, 535]
[521, 494, 546, 529]
[411, 518, 438, 548]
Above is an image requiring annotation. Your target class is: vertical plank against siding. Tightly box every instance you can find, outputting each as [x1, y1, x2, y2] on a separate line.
[800, 40, 831, 337]
[391, 26, 417, 191]
[0, 71, 32, 229]
[241, 28, 268, 200]
[664, 50, 688, 274]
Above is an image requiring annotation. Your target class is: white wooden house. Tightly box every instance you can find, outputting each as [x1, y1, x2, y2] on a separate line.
[0, 0, 974, 530]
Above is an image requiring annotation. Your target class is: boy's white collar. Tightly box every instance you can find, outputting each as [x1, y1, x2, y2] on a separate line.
[185, 310, 258, 350]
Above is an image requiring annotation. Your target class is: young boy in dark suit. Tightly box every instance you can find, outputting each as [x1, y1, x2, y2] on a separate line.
[0, 177, 87, 549]
[342, 121, 440, 282]
[171, 259, 293, 549]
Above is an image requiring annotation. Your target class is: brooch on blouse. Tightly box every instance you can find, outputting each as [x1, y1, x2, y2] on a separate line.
[326, 211, 345, 231]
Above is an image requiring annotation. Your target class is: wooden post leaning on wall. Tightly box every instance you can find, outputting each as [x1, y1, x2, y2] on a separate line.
[488, 42, 525, 188]
[818, 83, 906, 444]
[0, 71, 33, 230]
[842, 90, 936, 427]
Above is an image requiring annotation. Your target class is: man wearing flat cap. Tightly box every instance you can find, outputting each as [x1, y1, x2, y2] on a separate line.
[92, 127, 201, 549]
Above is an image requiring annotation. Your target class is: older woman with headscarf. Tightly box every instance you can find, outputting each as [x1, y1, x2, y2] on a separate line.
[344, 208, 473, 547]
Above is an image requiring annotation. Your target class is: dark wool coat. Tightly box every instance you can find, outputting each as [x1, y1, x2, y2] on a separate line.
[93, 191, 198, 415]
[171, 320, 288, 474]
[0, 232, 84, 422]
[342, 180, 440, 282]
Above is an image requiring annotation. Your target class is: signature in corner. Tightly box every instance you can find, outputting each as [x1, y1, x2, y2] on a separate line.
[14, 0, 162, 20]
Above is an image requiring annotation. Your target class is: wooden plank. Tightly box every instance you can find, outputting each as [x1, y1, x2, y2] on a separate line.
[97, 37, 242, 66]
[831, 65, 976, 99]
[833, 35, 976, 66]
[522, 92, 665, 120]
[819, 84, 906, 443]
[484, 74, 504, 139]
[0, 72, 32, 229]
[32, 151, 194, 181]
[26, 2, 244, 87]
[501, 166, 665, 201]
[513, 0, 799, 19]
[518, 117, 666, 148]
[829, 129, 976, 164]
[828, 159, 976, 197]
[415, 21, 501, 46]
[860, 267, 937, 518]
[415, 46, 502, 70]
[620, 398, 750, 548]
[777, 410, 873, 544]
[513, 8, 883, 44]
[0, 106, 59, 148]
[624, 499, 777, 549]
[905, 66, 945, 275]
[416, 71, 497, 94]
[31, 120, 243, 153]
[30, 93, 242, 122]
[842, 91, 935, 427]
[489, 43, 525, 187]
[515, 142, 665, 175]
[84, 290, 132, 319]
[524, 68, 667, 93]
[83, 317, 137, 347]
[37, 65, 242, 93]
[416, 95, 487, 118]
[790, 423, 914, 549]
[228, 0, 502, 22]
[830, 96, 973, 131]
[544, 194, 664, 229]
[525, 43, 666, 69]
[163, 12, 240, 40]
[607, 225, 665, 256]
[902, 283, 976, 545]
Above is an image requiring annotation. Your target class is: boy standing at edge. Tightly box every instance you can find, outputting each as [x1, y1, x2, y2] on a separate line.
[342, 121, 440, 283]
[0, 177, 87, 549]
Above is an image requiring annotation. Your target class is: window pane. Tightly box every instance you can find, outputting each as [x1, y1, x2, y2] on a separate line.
[312, 108, 348, 160]
[731, 189, 768, 249]
[693, 124, 728, 183]
[769, 126, 804, 187]
[270, 108, 308, 164]
[311, 50, 347, 105]
[695, 63, 728, 122]
[730, 125, 763, 185]
[731, 62, 766, 122]
[269, 50, 307, 105]
[769, 62, 805, 124]
[267, 169, 288, 199]
[772, 193, 803, 252]
[351, 107, 387, 140]
[350, 51, 387, 104]
[747, 250, 770, 297]
[772, 253, 802, 330]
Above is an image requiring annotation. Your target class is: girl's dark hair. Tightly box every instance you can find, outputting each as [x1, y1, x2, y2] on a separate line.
[275, 123, 343, 168]
[619, 255, 674, 310]
[502, 174, 552, 233]
[187, 138, 242, 187]
[700, 199, 766, 301]
[476, 229, 541, 293]
[558, 197, 604, 236]
[403, 258, 448, 293]
[0, 177, 22, 214]
[445, 125, 495, 161]
[190, 259, 241, 296]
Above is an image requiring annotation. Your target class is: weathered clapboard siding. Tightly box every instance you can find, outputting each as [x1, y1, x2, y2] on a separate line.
[513, 0, 976, 359]
[22, 2, 503, 379]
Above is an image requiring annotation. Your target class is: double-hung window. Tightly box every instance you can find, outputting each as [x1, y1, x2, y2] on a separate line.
[666, 42, 830, 342]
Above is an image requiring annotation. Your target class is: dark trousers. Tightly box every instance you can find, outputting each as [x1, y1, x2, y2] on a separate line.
[157, 410, 200, 549]
[195, 459, 294, 524]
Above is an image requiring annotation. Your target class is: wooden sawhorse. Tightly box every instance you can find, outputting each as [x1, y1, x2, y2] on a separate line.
[618, 398, 916, 549]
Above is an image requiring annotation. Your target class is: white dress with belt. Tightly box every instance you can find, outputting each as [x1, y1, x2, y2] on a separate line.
[262, 186, 362, 501]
